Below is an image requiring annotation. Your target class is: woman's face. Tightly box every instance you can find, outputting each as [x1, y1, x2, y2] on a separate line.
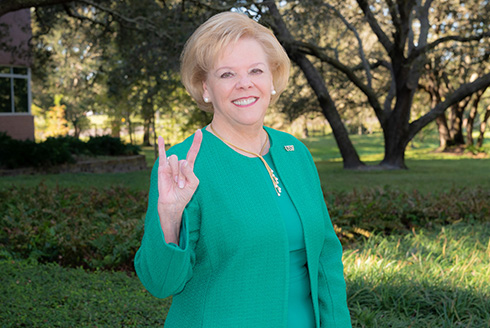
[203, 37, 273, 131]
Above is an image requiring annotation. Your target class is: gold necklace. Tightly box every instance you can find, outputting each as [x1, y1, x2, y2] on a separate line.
[209, 125, 282, 196]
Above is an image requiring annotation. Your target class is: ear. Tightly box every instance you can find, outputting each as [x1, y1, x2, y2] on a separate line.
[202, 81, 209, 99]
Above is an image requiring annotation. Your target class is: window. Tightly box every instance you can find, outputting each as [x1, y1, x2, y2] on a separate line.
[0, 66, 31, 114]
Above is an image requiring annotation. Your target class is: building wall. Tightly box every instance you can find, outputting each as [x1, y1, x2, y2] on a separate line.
[0, 114, 34, 140]
[0, 9, 34, 141]
[0, 9, 32, 66]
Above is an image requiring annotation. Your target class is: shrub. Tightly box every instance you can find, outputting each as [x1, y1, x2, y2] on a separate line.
[0, 134, 141, 169]
[0, 183, 147, 270]
[325, 186, 490, 245]
[86, 135, 138, 156]
[0, 133, 74, 169]
[0, 184, 488, 270]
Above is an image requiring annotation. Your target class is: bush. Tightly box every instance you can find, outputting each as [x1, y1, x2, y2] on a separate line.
[1, 184, 488, 270]
[0, 134, 141, 169]
[0, 183, 147, 270]
[325, 187, 490, 245]
[86, 135, 139, 156]
[0, 133, 74, 169]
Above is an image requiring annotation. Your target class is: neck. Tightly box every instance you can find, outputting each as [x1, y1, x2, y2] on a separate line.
[208, 120, 268, 156]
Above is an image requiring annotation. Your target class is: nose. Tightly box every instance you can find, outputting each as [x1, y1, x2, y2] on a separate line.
[236, 74, 253, 89]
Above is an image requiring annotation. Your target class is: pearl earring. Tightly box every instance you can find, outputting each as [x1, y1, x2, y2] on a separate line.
[204, 97, 210, 103]
[271, 89, 277, 95]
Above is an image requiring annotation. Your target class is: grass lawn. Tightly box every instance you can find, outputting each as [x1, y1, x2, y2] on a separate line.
[345, 221, 490, 327]
[1, 131, 489, 194]
[2, 220, 488, 327]
[0, 260, 171, 327]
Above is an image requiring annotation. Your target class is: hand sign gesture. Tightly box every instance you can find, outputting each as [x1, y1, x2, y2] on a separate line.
[157, 129, 203, 245]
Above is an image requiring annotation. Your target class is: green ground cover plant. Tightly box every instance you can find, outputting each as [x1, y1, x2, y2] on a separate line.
[1, 184, 488, 270]
[345, 222, 490, 327]
[0, 184, 146, 270]
[2, 221, 488, 327]
[0, 259, 170, 327]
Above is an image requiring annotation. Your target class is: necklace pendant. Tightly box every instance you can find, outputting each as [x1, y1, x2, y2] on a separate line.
[272, 173, 281, 196]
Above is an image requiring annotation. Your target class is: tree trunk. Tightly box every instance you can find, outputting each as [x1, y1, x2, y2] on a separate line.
[448, 99, 470, 145]
[265, 1, 364, 169]
[379, 90, 413, 169]
[302, 116, 309, 138]
[111, 119, 121, 138]
[380, 126, 410, 169]
[291, 52, 364, 169]
[466, 87, 486, 146]
[476, 104, 490, 148]
[466, 100, 477, 146]
[126, 114, 133, 144]
[435, 114, 450, 150]
[143, 119, 151, 146]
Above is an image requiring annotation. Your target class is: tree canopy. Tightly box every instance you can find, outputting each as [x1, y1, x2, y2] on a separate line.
[1, 0, 489, 169]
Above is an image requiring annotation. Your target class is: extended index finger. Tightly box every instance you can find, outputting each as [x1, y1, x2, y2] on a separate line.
[186, 129, 203, 168]
[158, 136, 167, 168]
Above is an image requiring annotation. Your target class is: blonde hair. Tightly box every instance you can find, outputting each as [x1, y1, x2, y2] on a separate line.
[180, 12, 290, 112]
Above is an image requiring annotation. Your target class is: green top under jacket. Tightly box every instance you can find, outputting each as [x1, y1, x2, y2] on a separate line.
[134, 127, 352, 328]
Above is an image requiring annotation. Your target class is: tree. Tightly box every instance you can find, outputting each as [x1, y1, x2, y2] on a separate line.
[261, 0, 490, 169]
[5, 0, 208, 146]
[30, 3, 108, 138]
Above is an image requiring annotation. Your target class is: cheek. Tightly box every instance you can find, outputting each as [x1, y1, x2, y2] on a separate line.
[212, 81, 235, 98]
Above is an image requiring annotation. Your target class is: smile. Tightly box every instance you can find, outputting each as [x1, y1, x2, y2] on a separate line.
[232, 97, 258, 106]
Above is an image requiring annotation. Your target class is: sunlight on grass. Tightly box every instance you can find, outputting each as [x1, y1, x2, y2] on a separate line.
[344, 222, 490, 327]
[301, 131, 489, 162]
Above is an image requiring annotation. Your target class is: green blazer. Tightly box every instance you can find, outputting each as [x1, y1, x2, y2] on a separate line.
[135, 127, 351, 327]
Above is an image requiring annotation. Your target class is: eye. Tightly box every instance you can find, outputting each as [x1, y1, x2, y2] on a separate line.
[220, 72, 234, 78]
[250, 68, 263, 75]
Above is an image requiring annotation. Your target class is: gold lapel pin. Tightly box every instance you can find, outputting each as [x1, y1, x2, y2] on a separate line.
[284, 145, 295, 152]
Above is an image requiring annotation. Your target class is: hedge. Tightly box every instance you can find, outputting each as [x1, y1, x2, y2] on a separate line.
[0, 133, 141, 169]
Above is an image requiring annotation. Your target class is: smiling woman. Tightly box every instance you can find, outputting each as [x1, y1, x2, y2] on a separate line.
[134, 12, 352, 328]
[202, 37, 274, 140]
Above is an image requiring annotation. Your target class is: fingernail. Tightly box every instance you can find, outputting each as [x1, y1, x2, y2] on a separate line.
[174, 175, 178, 183]
[178, 179, 185, 189]
[183, 160, 188, 167]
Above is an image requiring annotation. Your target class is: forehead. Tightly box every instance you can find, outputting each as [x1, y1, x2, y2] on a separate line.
[213, 37, 268, 69]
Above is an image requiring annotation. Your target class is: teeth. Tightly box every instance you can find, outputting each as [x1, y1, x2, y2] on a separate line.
[233, 97, 257, 106]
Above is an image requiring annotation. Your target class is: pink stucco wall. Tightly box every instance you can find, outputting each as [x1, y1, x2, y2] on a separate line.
[0, 9, 32, 67]
[0, 115, 34, 140]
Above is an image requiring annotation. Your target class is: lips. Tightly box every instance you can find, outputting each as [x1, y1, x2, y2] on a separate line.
[232, 97, 258, 106]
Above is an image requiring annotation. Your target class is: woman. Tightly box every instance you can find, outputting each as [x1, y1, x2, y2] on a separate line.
[135, 12, 351, 328]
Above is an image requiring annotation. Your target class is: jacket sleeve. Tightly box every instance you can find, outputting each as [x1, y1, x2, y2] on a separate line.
[304, 150, 352, 327]
[134, 159, 201, 299]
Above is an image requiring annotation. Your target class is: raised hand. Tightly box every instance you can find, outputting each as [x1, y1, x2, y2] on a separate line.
[157, 129, 203, 244]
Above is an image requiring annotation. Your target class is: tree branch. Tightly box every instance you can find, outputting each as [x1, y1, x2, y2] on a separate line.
[408, 32, 490, 63]
[79, 0, 172, 40]
[409, 72, 490, 139]
[62, 3, 109, 28]
[356, 0, 393, 54]
[295, 41, 385, 122]
[323, 3, 373, 88]
[0, 0, 75, 17]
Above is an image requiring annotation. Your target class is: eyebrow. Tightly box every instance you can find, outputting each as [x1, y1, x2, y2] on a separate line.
[215, 62, 266, 71]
